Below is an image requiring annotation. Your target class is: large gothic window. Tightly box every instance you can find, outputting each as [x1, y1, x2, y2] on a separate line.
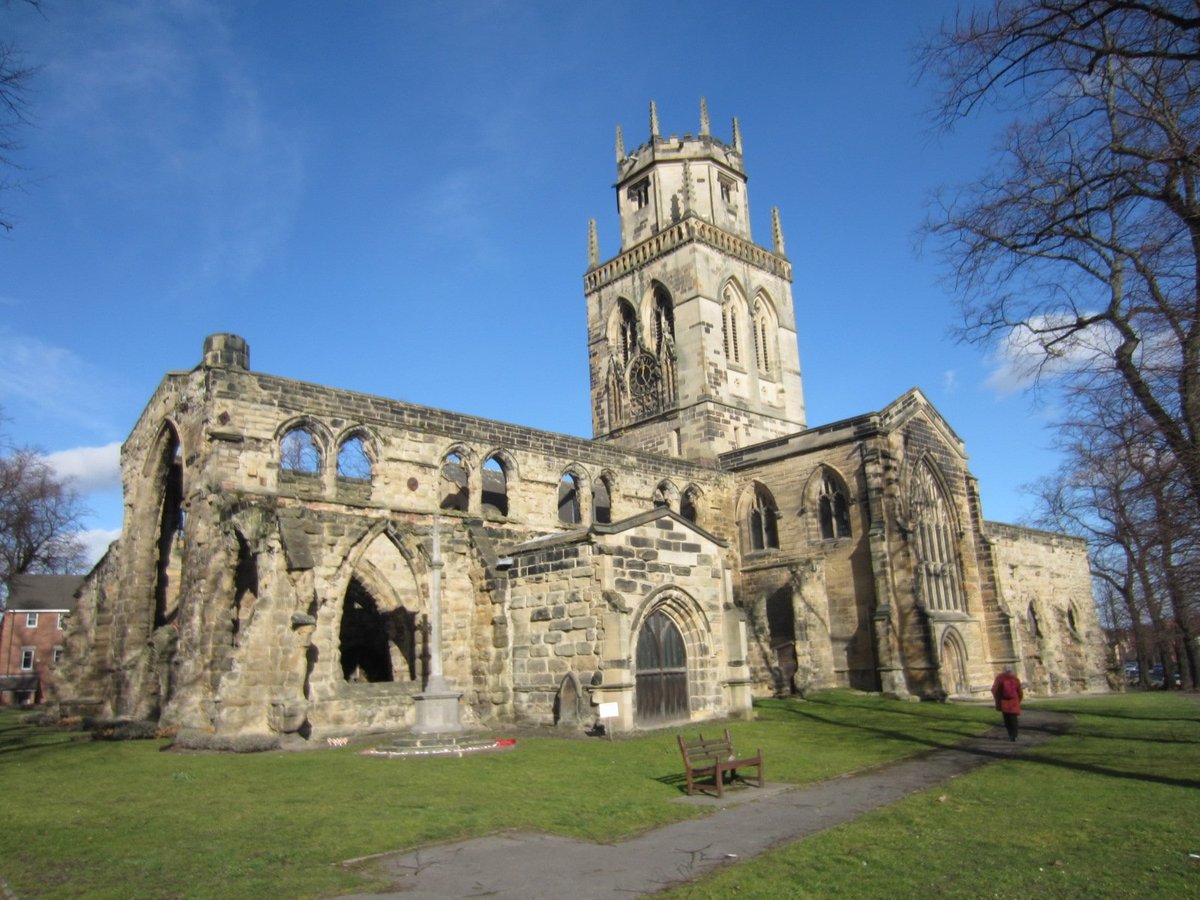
[910, 461, 965, 612]
[817, 471, 851, 539]
[721, 282, 745, 366]
[746, 485, 780, 552]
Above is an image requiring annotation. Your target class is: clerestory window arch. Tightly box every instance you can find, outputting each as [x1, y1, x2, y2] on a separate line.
[816, 471, 851, 539]
[745, 484, 780, 552]
[280, 424, 322, 475]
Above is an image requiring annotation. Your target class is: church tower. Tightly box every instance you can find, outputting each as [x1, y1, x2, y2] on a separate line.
[585, 100, 806, 461]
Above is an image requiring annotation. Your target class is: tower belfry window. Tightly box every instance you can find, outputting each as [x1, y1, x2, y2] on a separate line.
[652, 286, 674, 353]
[718, 174, 735, 204]
[721, 283, 745, 366]
[628, 177, 650, 210]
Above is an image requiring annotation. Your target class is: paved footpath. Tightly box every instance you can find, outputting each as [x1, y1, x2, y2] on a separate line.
[339, 709, 1070, 899]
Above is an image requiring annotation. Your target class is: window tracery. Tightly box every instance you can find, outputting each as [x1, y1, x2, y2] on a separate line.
[746, 485, 780, 552]
[817, 472, 851, 539]
[910, 461, 965, 612]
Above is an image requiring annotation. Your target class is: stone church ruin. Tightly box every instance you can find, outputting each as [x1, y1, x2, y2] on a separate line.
[53, 102, 1108, 740]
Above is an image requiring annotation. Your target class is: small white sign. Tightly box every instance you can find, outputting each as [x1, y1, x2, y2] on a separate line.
[597, 702, 619, 719]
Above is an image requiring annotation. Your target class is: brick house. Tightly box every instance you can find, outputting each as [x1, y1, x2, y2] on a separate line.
[1, 575, 82, 706]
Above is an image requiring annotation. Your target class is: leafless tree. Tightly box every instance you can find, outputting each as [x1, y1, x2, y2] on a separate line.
[0, 0, 42, 230]
[924, 1, 1200, 520]
[0, 448, 87, 593]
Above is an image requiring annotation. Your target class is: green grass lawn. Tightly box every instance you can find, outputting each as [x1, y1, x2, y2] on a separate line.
[0, 691, 1191, 898]
[666, 691, 1200, 899]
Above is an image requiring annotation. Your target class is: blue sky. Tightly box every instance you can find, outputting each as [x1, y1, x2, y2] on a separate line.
[2, 1, 1059, 563]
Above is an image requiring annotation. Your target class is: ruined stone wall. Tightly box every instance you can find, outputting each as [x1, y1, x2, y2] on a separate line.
[56, 342, 745, 739]
[986, 522, 1109, 693]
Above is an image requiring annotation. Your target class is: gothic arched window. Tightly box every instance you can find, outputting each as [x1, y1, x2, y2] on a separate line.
[593, 475, 612, 524]
[618, 299, 639, 369]
[440, 452, 468, 512]
[910, 461, 965, 612]
[746, 485, 780, 552]
[482, 455, 508, 518]
[337, 435, 372, 481]
[680, 485, 700, 525]
[817, 472, 851, 539]
[558, 473, 582, 524]
[752, 293, 776, 378]
[721, 282, 745, 366]
[651, 284, 674, 354]
[280, 425, 321, 475]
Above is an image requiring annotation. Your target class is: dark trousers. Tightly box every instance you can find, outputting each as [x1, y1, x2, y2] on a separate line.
[1002, 712, 1020, 741]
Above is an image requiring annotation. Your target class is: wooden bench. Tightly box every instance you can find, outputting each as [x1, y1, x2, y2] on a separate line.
[677, 729, 764, 798]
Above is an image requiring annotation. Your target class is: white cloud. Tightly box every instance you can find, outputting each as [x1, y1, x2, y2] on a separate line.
[942, 369, 957, 393]
[0, 331, 123, 436]
[44, 443, 122, 494]
[983, 315, 1119, 396]
[78, 528, 122, 568]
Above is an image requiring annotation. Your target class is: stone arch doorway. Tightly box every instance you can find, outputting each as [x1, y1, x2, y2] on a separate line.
[635, 610, 688, 725]
[941, 629, 968, 695]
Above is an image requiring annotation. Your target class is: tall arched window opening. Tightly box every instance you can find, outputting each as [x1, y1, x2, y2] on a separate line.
[721, 283, 744, 365]
[153, 429, 184, 629]
[618, 299, 639, 369]
[817, 472, 851, 539]
[280, 426, 321, 475]
[337, 435, 372, 480]
[593, 476, 612, 525]
[440, 453, 468, 512]
[747, 485, 780, 552]
[751, 295, 774, 376]
[651, 285, 674, 353]
[558, 473, 581, 524]
[482, 456, 509, 517]
[910, 461, 965, 612]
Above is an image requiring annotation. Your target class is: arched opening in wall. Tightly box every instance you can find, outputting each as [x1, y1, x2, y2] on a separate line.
[558, 473, 581, 524]
[482, 456, 509, 517]
[153, 429, 184, 629]
[910, 460, 965, 612]
[745, 485, 780, 552]
[767, 586, 798, 695]
[1067, 605, 1079, 635]
[1028, 603, 1041, 638]
[280, 425, 322, 475]
[593, 476, 612, 525]
[440, 453, 468, 512]
[617, 299, 639, 368]
[337, 435, 372, 481]
[231, 533, 258, 648]
[721, 281, 746, 366]
[940, 629, 968, 695]
[651, 284, 674, 353]
[751, 293, 777, 378]
[553, 673, 585, 727]
[652, 480, 678, 511]
[635, 610, 688, 725]
[680, 486, 700, 525]
[339, 577, 397, 683]
[817, 471, 851, 539]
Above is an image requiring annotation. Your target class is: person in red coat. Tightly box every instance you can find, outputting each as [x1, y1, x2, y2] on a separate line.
[991, 666, 1023, 741]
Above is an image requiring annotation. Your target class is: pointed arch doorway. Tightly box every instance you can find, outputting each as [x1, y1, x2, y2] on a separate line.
[941, 630, 968, 695]
[635, 610, 688, 725]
